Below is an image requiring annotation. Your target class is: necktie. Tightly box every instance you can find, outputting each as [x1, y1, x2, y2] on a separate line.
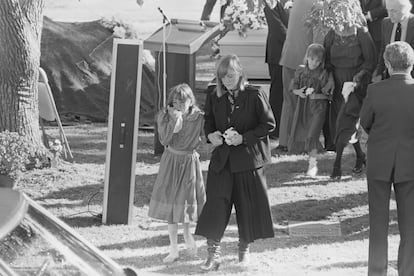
[395, 23, 402, 41]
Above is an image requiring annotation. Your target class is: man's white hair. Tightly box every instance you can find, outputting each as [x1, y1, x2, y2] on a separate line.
[385, 0, 412, 12]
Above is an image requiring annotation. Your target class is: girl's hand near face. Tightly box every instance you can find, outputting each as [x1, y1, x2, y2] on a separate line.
[167, 105, 182, 120]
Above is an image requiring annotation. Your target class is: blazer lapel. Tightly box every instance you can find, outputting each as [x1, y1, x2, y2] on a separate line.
[229, 91, 247, 125]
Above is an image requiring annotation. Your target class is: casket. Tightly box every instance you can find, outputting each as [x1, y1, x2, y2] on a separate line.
[218, 27, 269, 80]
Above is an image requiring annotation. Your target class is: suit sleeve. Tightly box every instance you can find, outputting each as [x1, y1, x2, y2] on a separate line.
[360, 87, 375, 134]
[243, 89, 276, 145]
[357, 27, 377, 73]
[264, 4, 287, 42]
[203, 88, 217, 140]
[323, 30, 335, 73]
[375, 19, 387, 75]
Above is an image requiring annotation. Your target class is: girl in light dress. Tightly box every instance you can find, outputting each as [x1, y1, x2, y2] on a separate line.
[148, 83, 206, 263]
[288, 43, 331, 176]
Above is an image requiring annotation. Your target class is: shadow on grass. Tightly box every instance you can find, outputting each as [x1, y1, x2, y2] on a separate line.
[60, 215, 102, 228]
[272, 192, 368, 222]
[37, 184, 103, 202]
[266, 152, 366, 186]
[316, 260, 368, 270]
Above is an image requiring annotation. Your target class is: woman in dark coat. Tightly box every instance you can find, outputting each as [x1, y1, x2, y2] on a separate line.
[195, 54, 275, 271]
[323, 0, 376, 179]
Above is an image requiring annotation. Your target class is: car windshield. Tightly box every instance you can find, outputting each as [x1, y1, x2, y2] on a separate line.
[0, 194, 126, 276]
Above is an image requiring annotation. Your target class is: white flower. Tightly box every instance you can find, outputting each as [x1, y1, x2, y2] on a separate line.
[222, 0, 268, 36]
[113, 26, 126, 38]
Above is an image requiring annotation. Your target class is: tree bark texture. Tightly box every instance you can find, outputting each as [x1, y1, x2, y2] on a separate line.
[0, 0, 44, 144]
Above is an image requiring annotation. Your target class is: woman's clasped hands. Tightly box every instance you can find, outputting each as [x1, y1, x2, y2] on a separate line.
[207, 127, 243, 147]
[223, 127, 243, 146]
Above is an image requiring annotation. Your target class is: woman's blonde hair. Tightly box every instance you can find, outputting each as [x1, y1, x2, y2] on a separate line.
[216, 54, 248, 97]
[167, 83, 196, 109]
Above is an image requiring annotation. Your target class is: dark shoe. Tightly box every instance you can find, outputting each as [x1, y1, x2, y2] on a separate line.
[352, 154, 366, 174]
[324, 145, 336, 152]
[200, 239, 220, 271]
[238, 240, 250, 264]
[330, 166, 342, 180]
[275, 145, 288, 152]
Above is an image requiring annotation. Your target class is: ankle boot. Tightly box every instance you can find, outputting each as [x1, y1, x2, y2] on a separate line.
[238, 239, 250, 264]
[306, 157, 318, 177]
[200, 239, 220, 271]
[330, 165, 342, 180]
[352, 153, 366, 173]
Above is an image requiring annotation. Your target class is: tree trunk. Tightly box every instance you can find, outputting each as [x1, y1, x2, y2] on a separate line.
[0, 0, 44, 145]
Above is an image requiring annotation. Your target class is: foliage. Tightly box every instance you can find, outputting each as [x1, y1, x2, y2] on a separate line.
[304, 0, 366, 34]
[221, 0, 277, 37]
[0, 131, 50, 179]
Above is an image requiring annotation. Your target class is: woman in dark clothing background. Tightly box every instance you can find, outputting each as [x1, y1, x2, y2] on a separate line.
[323, 0, 376, 179]
[195, 54, 275, 271]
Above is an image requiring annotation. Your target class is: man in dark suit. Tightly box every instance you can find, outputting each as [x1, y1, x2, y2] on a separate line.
[373, 0, 414, 81]
[360, 0, 388, 58]
[361, 41, 414, 276]
[200, 0, 229, 21]
[263, 0, 289, 138]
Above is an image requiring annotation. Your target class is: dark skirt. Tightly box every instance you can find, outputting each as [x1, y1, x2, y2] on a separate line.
[328, 67, 357, 141]
[335, 94, 360, 144]
[195, 163, 274, 243]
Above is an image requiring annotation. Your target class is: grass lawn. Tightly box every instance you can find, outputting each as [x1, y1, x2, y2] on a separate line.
[15, 124, 401, 276]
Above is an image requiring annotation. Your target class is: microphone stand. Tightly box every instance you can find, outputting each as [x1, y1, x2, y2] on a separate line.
[154, 7, 171, 155]
[158, 7, 170, 109]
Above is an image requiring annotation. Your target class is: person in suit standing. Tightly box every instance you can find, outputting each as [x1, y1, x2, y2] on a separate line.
[361, 41, 414, 276]
[195, 54, 275, 271]
[200, 0, 229, 21]
[277, 0, 320, 151]
[263, 0, 289, 138]
[372, 0, 414, 81]
[360, 0, 388, 59]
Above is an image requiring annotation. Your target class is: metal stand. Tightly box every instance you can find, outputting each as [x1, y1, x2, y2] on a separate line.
[154, 7, 170, 155]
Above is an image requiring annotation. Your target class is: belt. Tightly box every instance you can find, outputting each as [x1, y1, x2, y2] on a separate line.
[166, 146, 195, 156]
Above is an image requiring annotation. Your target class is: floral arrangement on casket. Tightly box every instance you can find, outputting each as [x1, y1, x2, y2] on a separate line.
[221, 0, 279, 37]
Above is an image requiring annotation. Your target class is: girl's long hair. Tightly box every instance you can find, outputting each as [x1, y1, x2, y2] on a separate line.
[303, 43, 326, 70]
[166, 83, 196, 111]
[216, 54, 248, 97]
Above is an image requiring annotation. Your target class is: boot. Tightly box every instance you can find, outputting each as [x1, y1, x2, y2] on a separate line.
[200, 239, 220, 271]
[330, 165, 342, 180]
[306, 157, 318, 177]
[352, 153, 366, 174]
[238, 239, 250, 264]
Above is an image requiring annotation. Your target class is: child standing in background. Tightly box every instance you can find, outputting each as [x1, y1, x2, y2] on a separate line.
[148, 83, 206, 263]
[288, 43, 331, 176]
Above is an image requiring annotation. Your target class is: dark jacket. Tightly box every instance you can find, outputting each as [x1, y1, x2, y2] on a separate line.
[264, 1, 289, 65]
[360, 74, 414, 182]
[204, 85, 275, 173]
[360, 0, 387, 43]
[376, 14, 414, 76]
